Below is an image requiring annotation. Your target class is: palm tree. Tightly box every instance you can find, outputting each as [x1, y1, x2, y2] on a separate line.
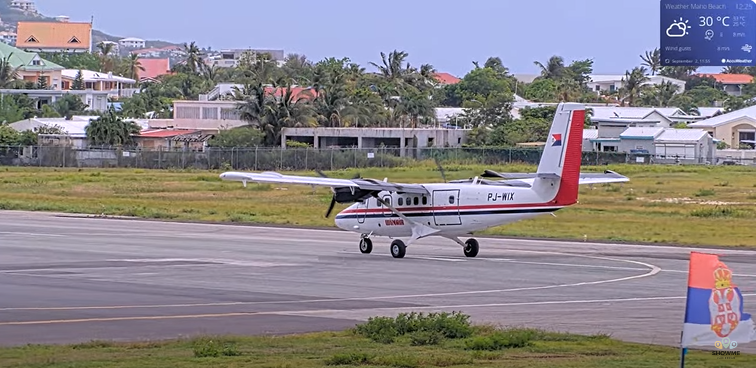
[722, 66, 747, 74]
[85, 106, 142, 147]
[124, 53, 145, 81]
[0, 54, 22, 88]
[97, 41, 115, 73]
[182, 41, 204, 74]
[619, 67, 650, 106]
[640, 48, 661, 75]
[533, 56, 566, 79]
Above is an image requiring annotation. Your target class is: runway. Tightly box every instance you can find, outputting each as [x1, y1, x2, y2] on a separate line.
[2, 210, 756, 352]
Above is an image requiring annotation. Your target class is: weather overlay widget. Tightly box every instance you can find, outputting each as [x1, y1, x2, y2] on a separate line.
[660, 0, 756, 66]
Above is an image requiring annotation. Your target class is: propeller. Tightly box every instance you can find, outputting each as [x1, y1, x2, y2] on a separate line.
[315, 170, 361, 218]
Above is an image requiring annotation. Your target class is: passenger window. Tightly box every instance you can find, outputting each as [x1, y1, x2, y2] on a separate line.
[413, 197, 419, 205]
[398, 197, 403, 206]
[422, 196, 427, 205]
[449, 196, 455, 204]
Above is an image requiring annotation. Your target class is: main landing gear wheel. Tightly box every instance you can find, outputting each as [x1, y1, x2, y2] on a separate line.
[359, 238, 373, 254]
[463, 238, 479, 257]
[390, 239, 406, 258]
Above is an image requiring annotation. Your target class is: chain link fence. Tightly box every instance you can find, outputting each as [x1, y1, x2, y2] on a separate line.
[0, 145, 747, 170]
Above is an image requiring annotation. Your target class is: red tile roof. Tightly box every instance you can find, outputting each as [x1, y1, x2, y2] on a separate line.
[138, 58, 171, 80]
[264, 86, 318, 100]
[138, 129, 198, 138]
[697, 73, 754, 84]
[432, 72, 461, 84]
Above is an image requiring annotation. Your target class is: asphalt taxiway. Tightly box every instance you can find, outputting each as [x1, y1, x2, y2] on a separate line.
[1, 210, 756, 352]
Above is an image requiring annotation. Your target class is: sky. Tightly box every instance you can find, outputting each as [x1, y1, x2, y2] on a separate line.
[35, 0, 720, 77]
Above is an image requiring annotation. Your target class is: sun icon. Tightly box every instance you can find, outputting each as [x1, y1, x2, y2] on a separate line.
[666, 17, 691, 38]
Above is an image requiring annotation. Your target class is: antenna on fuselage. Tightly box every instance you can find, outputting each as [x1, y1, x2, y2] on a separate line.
[434, 157, 447, 183]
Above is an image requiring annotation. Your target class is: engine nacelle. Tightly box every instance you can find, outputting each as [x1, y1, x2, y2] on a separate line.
[332, 187, 375, 203]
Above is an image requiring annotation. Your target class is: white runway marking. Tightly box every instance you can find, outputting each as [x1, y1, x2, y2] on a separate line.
[661, 269, 756, 278]
[0, 252, 660, 311]
[276, 293, 756, 316]
[0, 231, 64, 237]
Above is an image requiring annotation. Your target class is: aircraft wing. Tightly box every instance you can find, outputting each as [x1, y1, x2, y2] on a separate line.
[219, 171, 430, 194]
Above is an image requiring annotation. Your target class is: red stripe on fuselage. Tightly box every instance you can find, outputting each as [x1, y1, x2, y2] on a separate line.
[340, 202, 560, 214]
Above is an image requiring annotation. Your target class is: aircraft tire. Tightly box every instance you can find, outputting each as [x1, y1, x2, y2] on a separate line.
[390, 240, 406, 258]
[359, 238, 373, 254]
[463, 238, 479, 257]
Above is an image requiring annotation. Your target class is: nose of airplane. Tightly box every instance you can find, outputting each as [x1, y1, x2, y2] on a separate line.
[333, 210, 352, 231]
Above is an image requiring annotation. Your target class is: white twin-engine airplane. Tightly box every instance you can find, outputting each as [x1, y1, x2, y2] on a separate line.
[220, 102, 629, 259]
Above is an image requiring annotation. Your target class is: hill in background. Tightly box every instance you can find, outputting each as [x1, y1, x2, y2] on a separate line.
[0, 0, 182, 49]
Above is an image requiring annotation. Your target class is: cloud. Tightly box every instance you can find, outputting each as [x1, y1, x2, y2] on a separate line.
[666, 23, 686, 37]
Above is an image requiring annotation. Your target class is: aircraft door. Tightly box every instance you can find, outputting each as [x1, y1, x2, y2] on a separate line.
[357, 198, 368, 223]
[382, 194, 393, 217]
[432, 189, 461, 226]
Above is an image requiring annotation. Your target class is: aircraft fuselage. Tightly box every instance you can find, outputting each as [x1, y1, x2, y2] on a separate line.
[334, 182, 564, 237]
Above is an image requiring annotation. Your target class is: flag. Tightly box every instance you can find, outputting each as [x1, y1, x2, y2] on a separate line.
[681, 251, 756, 347]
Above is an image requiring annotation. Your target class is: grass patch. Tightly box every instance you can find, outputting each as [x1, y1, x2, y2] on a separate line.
[1, 163, 756, 247]
[0, 312, 750, 367]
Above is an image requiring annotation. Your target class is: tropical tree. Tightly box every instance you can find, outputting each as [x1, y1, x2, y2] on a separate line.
[619, 67, 650, 106]
[0, 54, 21, 88]
[640, 48, 661, 75]
[85, 106, 142, 147]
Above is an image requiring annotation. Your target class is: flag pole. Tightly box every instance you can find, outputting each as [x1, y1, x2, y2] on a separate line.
[679, 252, 694, 368]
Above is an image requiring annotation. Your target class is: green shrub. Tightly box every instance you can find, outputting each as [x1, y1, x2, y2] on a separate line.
[464, 329, 536, 351]
[324, 352, 373, 365]
[409, 330, 443, 346]
[191, 337, 241, 358]
[353, 311, 473, 344]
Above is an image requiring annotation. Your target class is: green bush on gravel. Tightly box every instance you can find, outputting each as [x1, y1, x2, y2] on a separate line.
[352, 311, 474, 344]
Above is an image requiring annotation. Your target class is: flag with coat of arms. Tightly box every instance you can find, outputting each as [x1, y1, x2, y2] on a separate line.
[681, 251, 756, 347]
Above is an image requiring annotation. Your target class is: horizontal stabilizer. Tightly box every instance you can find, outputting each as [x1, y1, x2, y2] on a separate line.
[480, 169, 628, 185]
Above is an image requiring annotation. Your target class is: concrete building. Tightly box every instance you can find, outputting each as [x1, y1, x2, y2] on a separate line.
[118, 37, 146, 49]
[583, 124, 714, 163]
[697, 73, 754, 96]
[281, 127, 469, 156]
[586, 74, 686, 95]
[10, 0, 36, 12]
[589, 106, 693, 126]
[15, 20, 92, 53]
[0, 89, 110, 112]
[207, 49, 285, 68]
[513, 73, 686, 95]
[8, 115, 150, 148]
[688, 105, 756, 149]
[0, 31, 17, 45]
[148, 100, 247, 132]
[60, 69, 138, 99]
[135, 129, 211, 150]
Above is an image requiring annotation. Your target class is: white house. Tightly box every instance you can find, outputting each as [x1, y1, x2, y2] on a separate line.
[118, 37, 146, 49]
[8, 115, 150, 148]
[586, 74, 686, 95]
[589, 106, 690, 127]
[60, 69, 138, 99]
[688, 105, 756, 148]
